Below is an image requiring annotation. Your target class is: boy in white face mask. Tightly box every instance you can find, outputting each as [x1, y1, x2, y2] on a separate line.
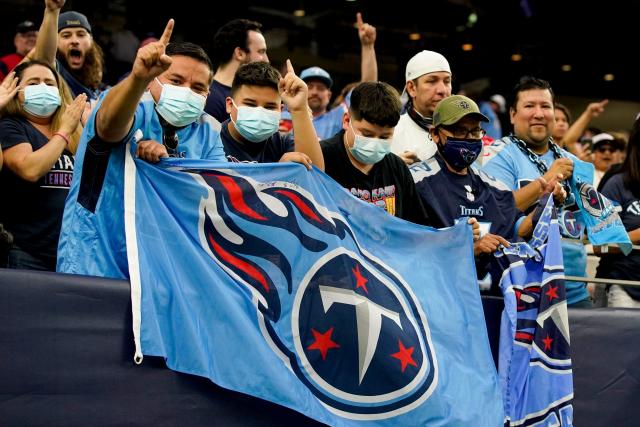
[219, 60, 323, 170]
[320, 82, 432, 225]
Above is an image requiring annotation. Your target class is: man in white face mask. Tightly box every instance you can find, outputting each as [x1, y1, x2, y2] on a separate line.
[217, 60, 323, 170]
[57, 20, 229, 279]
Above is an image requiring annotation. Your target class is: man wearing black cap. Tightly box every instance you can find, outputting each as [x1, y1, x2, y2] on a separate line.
[0, 20, 38, 81]
[32, 1, 104, 100]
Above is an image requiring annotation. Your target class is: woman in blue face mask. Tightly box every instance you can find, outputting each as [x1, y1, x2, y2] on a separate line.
[0, 60, 87, 271]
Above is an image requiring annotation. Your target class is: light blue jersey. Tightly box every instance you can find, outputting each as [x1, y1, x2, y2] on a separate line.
[282, 103, 347, 140]
[481, 137, 590, 305]
[57, 92, 226, 279]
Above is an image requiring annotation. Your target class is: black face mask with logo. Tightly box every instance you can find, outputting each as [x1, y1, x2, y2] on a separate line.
[438, 137, 482, 170]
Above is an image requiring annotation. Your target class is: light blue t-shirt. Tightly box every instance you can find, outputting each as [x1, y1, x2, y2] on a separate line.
[57, 92, 226, 279]
[281, 102, 348, 140]
[480, 137, 590, 305]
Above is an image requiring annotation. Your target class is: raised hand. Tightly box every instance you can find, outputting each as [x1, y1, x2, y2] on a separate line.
[357, 12, 376, 46]
[0, 72, 19, 111]
[60, 93, 87, 135]
[131, 19, 174, 83]
[279, 59, 308, 113]
[45, 0, 65, 11]
[586, 99, 608, 118]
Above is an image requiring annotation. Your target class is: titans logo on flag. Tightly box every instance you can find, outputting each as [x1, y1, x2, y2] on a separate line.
[189, 169, 436, 419]
[578, 182, 614, 219]
[498, 196, 574, 426]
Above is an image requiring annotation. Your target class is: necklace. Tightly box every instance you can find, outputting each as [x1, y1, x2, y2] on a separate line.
[509, 134, 573, 198]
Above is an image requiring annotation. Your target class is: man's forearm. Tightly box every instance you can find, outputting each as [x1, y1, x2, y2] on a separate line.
[291, 110, 324, 171]
[96, 75, 150, 143]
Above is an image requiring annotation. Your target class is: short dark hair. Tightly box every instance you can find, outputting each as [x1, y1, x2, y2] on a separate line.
[554, 103, 572, 123]
[212, 19, 262, 69]
[349, 82, 401, 128]
[166, 42, 214, 83]
[510, 76, 555, 110]
[231, 62, 280, 96]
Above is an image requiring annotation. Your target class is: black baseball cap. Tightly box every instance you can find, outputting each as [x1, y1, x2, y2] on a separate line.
[16, 20, 37, 34]
[58, 11, 92, 34]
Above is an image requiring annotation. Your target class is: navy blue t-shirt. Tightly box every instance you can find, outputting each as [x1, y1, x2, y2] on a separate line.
[596, 173, 640, 299]
[204, 80, 232, 124]
[410, 155, 523, 238]
[0, 116, 75, 267]
[217, 120, 294, 163]
[410, 154, 525, 290]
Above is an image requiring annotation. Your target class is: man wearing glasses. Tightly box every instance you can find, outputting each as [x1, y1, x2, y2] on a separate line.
[409, 95, 542, 293]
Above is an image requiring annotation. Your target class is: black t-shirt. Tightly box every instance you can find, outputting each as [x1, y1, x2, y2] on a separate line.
[596, 173, 640, 299]
[320, 130, 431, 226]
[204, 80, 232, 124]
[0, 116, 75, 267]
[410, 154, 523, 237]
[219, 120, 294, 164]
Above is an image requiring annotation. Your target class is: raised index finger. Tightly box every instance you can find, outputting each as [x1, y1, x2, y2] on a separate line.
[286, 59, 295, 75]
[356, 12, 363, 29]
[159, 19, 174, 46]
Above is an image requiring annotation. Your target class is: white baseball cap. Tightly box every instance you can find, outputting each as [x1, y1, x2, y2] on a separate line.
[405, 50, 451, 82]
[489, 94, 506, 113]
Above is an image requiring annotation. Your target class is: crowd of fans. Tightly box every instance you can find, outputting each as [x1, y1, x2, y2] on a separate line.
[1, 0, 638, 308]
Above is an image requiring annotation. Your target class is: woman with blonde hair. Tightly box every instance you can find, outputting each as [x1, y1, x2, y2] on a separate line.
[0, 59, 85, 270]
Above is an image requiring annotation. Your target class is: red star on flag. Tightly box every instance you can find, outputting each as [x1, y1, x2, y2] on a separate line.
[542, 334, 553, 351]
[307, 327, 340, 360]
[391, 340, 418, 373]
[545, 285, 559, 302]
[352, 264, 369, 293]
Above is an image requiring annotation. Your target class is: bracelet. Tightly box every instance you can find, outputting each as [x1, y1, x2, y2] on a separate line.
[53, 131, 70, 146]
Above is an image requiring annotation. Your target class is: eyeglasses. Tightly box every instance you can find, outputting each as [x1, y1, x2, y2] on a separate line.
[441, 126, 486, 139]
[595, 146, 617, 154]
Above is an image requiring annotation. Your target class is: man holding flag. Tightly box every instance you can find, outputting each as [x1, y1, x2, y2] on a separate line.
[482, 76, 631, 308]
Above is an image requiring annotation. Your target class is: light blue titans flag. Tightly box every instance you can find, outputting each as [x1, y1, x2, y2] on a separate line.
[569, 159, 632, 255]
[496, 195, 574, 426]
[123, 148, 503, 426]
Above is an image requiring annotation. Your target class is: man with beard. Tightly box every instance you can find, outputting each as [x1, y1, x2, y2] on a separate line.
[0, 20, 38, 81]
[32, 1, 105, 100]
[204, 19, 269, 123]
